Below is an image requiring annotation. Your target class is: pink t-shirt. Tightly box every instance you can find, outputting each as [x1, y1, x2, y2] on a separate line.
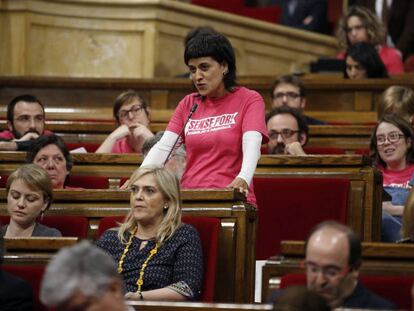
[111, 137, 135, 154]
[337, 45, 404, 75]
[167, 87, 268, 204]
[379, 164, 414, 188]
[0, 129, 54, 140]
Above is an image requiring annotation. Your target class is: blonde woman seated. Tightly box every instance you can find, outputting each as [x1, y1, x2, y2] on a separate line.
[96, 166, 203, 301]
[1, 164, 61, 237]
[96, 90, 154, 153]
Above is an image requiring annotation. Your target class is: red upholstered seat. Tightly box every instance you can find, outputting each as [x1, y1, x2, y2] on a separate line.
[253, 177, 349, 259]
[1, 174, 109, 189]
[0, 215, 89, 238]
[66, 142, 100, 152]
[182, 216, 220, 302]
[279, 273, 413, 309]
[66, 175, 109, 189]
[0, 175, 8, 188]
[40, 215, 89, 238]
[95, 215, 125, 239]
[96, 215, 221, 302]
[3, 265, 47, 311]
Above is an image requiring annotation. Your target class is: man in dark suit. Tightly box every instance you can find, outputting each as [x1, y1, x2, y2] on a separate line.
[350, 0, 414, 60]
[0, 237, 33, 311]
[275, 0, 328, 34]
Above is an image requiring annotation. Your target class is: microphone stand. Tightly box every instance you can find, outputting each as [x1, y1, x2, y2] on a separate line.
[163, 99, 200, 166]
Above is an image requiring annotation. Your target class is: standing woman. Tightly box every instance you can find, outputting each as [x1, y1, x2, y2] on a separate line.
[370, 114, 414, 242]
[336, 6, 404, 75]
[142, 32, 268, 205]
[96, 90, 154, 153]
[96, 166, 203, 301]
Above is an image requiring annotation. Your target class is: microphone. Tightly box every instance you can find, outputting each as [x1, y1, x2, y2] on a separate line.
[163, 95, 203, 165]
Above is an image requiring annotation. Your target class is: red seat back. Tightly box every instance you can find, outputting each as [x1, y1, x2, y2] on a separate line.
[40, 215, 89, 238]
[0, 215, 89, 238]
[182, 216, 220, 302]
[96, 215, 220, 302]
[280, 273, 413, 309]
[1, 174, 109, 189]
[254, 177, 349, 259]
[66, 175, 109, 189]
[66, 142, 100, 153]
[3, 265, 47, 311]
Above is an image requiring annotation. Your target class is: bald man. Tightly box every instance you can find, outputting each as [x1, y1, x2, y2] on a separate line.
[304, 221, 396, 309]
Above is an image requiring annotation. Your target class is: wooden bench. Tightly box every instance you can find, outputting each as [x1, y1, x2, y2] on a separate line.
[0, 153, 382, 241]
[0, 189, 256, 303]
[1, 76, 413, 113]
[261, 240, 414, 302]
[0, 121, 375, 153]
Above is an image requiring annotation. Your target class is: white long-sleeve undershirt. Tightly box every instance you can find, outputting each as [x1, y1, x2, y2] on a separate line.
[141, 130, 262, 185]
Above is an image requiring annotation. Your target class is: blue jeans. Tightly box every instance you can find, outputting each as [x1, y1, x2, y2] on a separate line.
[381, 211, 402, 242]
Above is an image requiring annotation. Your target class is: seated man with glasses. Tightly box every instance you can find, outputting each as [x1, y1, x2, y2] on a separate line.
[266, 106, 308, 155]
[270, 75, 326, 126]
[304, 221, 396, 309]
[96, 90, 154, 154]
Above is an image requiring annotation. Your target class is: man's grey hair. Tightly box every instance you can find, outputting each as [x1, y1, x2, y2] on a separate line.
[142, 131, 186, 158]
[40, 241, 120, 306]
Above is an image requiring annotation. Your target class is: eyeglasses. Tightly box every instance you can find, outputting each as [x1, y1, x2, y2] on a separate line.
[376, 131, 405, 146]
[301, 261, 349, 279]
[118, 105, 144, 120]
[273, 92, 300, 101]
[269, 129, 299, 140]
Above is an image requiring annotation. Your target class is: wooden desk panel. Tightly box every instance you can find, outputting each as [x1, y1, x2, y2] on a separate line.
[1, 76, 413, 114]
[256, 155, 382, 242]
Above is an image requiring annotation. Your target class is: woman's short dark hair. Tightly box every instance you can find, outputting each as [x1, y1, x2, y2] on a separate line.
[113, 90, 149, 124]
[184, 32, 237, 90]
[369, 114, 414, 167]
[345, 42, 389, 78]
[26, 135, 73, 172]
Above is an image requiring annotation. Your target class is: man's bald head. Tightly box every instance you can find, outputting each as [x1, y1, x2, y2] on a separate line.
[304, 221, 361, 308]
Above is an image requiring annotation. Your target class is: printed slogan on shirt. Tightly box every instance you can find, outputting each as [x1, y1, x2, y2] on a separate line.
[185, 112, 238, 135]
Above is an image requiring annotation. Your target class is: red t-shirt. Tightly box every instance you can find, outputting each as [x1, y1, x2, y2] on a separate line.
[167, 87, 268, 204]
[111, 137, 135, 154]
[379, 164, 414, 188]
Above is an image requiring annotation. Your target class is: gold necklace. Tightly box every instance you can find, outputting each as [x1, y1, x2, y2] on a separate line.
[117, 227, 160, 294]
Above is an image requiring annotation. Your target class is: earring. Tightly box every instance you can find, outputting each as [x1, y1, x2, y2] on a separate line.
[223, 71, 227, 76]
[164, 204, 168, 210]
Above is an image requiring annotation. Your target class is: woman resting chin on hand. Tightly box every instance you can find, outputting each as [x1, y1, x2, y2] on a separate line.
[96, 166, 203, 301]
[96, 90, 154, 154]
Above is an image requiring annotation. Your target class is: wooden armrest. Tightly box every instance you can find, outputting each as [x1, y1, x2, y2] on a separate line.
[4, 237, 78, 250]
